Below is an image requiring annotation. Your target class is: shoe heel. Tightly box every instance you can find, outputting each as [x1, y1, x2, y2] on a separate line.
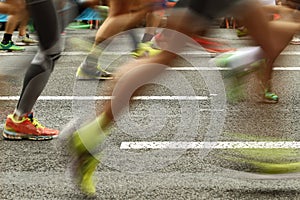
[2, 131, 23, 140]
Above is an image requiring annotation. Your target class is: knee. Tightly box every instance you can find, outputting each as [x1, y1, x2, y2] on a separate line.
[31, 50, 61, 73]
[13, 1, 26, 13]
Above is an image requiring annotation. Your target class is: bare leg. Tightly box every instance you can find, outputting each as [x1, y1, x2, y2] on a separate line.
[101, 1, 300, 124]
[94, 1, 150, 46]
[240, 2, 300, 91]
[0, 0, 25, 15]
[102, 8, 204, 124]
[77, 0, 153, 80]
[18, 12, 30, 37]
[141, 10, 164, 43]
[0, 0, 27, 45]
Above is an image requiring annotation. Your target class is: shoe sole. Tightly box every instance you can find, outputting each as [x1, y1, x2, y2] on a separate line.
[76, 76, 114, 80]
[76, 66, 114, 81]
[76, 77, 113, 81]
[253, 93, 279, 104]
[15, 42, 38, 46]
[0, 49, 25, 52]
[2, 129, 58, 141]
[257, 99, 279, 104]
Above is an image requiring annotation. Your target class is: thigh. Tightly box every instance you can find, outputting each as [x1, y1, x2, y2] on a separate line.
[108, 0, 132, 16]
[7, 0, 25, 8]
[108, 0, 148, 16]
[0, 0, 24, 15]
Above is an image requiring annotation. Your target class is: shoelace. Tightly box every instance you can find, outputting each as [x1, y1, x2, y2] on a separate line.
[27, 113, 45, 128]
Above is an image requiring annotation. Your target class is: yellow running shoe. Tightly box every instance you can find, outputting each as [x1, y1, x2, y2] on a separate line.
[69, 115, 109, 195]
[131, 42, 162, 58]
[76, 64, 113, 80]
[223, 133, 300, 174]
[70, 131, 100, 195]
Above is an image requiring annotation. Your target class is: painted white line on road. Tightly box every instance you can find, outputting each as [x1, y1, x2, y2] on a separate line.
[0, 95, 213, 101]
[2, 50, 300, 57]
[59, 50, 300, 56]
[64, 51, 214, 56]
[272, 67, 300, 71]
[59, 51, 300, 57]
[120, 141, 300, 149]
[168, 67, 300, 71]
[0, 51, 214, 56]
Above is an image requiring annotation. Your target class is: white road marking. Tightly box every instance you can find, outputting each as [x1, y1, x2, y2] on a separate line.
[0, 95, 213, 101]
[167, 67, 300, 71]
[58, 51, 300, 57]
[1, 50, 300, 57]
[120, 141, 300, 149]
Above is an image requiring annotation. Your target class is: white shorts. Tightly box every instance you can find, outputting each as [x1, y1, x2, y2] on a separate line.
[259, 0, 276, 5]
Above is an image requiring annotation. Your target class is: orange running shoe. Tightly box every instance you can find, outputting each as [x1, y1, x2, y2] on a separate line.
[2, 112, 59, 140]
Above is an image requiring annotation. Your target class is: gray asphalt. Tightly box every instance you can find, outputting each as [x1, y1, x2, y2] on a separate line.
[0, 28, 300, 200]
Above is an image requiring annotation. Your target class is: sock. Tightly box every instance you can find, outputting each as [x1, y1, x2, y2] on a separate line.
[141, 33, 154, 43]
[19, 33, 29, 38]
[13, 109, 26, 121]
[82, 53, 98, 70]
[77, 112, 111, 152]
[2, 33, 12, 45]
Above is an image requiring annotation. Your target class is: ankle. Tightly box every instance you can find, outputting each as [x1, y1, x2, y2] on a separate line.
[13, 110, 27, 121]
[12, 113, 23, 121]
[96, 112, 111, 132]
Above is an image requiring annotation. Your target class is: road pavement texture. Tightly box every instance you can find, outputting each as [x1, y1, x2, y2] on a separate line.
[0, 28, 300, 199]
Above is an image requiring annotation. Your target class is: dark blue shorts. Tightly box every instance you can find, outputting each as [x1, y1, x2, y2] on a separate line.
[187, 0, 244, 21]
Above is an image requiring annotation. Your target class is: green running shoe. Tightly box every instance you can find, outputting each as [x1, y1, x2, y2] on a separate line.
[0, 41, 25, 51]
[263, 90, 279, 104]
[210, 49, 265, 104]
[131, 42, 162, 58]
[225, 77, 246, 104]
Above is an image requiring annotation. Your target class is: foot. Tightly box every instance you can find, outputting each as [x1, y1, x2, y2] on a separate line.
[68, 117, 109, 195]
[262, 90, 279, 104]
[3, 112, 59, 140]
[69, 131, 100, 195]
[290, 35, 300, 45]
[0, 41, 25, 51]
[76, 64, 113, 80]
[131, 42, 162, 58]
[236, 27, 248, 37]
[15, 34, 38, 46]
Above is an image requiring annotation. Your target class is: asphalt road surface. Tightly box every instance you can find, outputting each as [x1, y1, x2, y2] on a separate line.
[0, 28, 300, 199]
